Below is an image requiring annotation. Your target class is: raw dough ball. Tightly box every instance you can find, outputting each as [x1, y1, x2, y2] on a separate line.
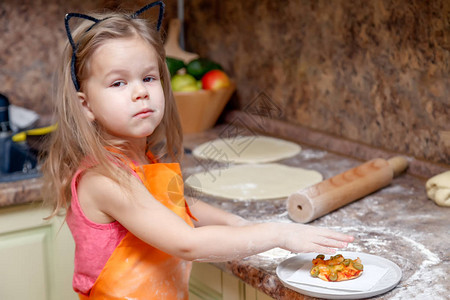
[192, 135, 301, 163]
[185, 163, 322, 200]
[426, 171, 450, 207]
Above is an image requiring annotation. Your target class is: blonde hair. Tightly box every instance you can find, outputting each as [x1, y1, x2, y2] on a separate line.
[42, 10, 182, 218]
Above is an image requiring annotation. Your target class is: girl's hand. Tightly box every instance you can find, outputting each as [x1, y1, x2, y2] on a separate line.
[278, 223, 354, 254]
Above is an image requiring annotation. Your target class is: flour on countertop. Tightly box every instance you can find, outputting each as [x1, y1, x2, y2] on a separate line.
[257, 247, 295, 259]
[331, 225, 446, 299]
[298, 149, 328, 160]
[378, 184, 416, 195]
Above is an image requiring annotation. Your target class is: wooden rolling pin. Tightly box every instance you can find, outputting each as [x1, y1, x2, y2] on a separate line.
[287, 156, 409, 223]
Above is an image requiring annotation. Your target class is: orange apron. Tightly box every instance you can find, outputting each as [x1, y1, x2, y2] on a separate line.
[79, 156, 196, 299]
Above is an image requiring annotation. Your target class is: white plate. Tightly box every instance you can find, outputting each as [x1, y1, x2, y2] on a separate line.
[276, 251, 402, 299]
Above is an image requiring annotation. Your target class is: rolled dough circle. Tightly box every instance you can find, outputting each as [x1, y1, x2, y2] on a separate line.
[192, 136, 301, 163]
[185, 163, 323, 200]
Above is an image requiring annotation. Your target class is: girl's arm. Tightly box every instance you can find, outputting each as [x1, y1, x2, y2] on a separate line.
[79, 172, 354, 262]
[187, 198, 251, 227]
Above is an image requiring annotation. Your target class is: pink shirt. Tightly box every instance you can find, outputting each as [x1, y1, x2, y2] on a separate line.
[66, 169, 128, 295]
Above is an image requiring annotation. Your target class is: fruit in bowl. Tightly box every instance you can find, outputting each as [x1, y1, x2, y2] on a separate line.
[167, 57, 231, 91]
[166, 57, 186, 77]
[201, 70, 230, 91]
[171, 74, 200, 92]
[166, 57, 235, 133]
[186, 58, 223, 80]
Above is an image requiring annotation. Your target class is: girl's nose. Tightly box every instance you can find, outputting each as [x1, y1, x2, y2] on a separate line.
[132, 82, 149, 101]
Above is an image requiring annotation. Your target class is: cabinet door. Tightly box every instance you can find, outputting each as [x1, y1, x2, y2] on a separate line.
[51, 215, 77, 300]
[189, 262, 274, 300]
[189, 262, 223, 299]
[0, 226, 51, 300]
[245, 283, 275, 300]
[0, 204, 77, 300]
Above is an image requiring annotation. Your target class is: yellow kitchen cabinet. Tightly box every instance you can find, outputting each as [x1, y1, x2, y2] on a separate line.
[189, 262, 274, 300]
[245, 283, 276, 300]
[0, 203, 77, 300]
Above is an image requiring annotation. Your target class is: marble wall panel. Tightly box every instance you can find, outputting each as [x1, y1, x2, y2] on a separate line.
[0, 0, 176, 114]
[182, 0, 449, 165]
[1, 0, 448, 165]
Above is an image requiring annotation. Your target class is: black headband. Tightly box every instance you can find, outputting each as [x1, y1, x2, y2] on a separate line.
[64, 1, 165, 91]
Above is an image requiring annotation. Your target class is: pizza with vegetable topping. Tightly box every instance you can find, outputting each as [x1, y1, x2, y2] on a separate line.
[310, 254, 364, 282]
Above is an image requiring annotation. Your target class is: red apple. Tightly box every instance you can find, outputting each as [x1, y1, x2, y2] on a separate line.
[201, 70, 230, 90]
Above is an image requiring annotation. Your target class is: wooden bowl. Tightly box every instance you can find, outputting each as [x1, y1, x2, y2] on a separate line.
[174, 81, 235, 134]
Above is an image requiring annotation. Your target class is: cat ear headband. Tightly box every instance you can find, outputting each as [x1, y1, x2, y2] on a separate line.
[64, 1, 165, 91]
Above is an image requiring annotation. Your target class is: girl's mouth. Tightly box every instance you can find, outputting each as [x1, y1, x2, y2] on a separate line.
[134, 109, 154, 118]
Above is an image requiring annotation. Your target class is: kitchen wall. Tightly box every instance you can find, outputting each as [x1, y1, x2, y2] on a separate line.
[1, 0, 448, 165]
[181, 0, 449, 165]
[0, 0, 177, 115]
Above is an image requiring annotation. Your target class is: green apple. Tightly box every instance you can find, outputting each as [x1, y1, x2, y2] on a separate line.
[171, 74, 199, 92]
[177, 84, 199, 92]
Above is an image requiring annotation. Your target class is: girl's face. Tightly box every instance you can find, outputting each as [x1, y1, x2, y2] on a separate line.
[78, 36, 165, 145]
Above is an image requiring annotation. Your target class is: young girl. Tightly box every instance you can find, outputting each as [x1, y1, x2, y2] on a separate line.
[42, 2, 354, 299]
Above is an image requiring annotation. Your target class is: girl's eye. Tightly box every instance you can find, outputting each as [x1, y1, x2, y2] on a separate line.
[143, 76, 155, 83]
[111, 81, 125, 87]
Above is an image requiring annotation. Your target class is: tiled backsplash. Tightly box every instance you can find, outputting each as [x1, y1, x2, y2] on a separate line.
[0, 0, 448, 165]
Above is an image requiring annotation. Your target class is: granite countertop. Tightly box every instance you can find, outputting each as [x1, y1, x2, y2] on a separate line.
[0, 177, 43, 208]
[1, 122, 449, 299]
[181, 126, 449, 300]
